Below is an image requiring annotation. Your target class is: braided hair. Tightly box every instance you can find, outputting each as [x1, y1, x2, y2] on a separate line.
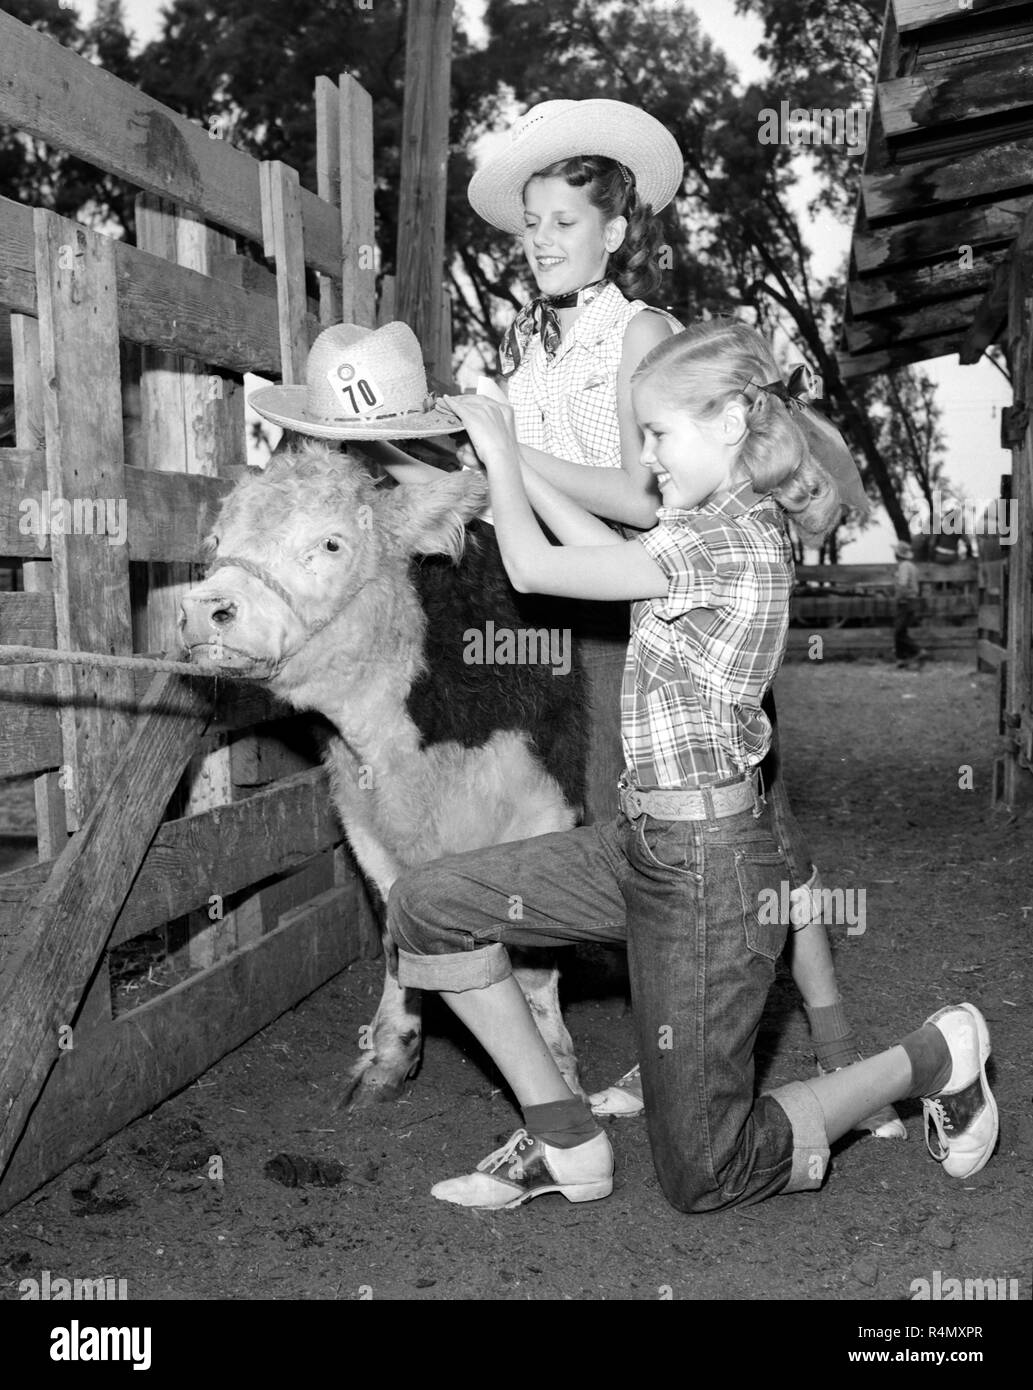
[526, 155, 667, 300]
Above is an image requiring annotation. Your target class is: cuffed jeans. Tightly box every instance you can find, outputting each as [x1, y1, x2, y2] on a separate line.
[387, 801, 830, 1213]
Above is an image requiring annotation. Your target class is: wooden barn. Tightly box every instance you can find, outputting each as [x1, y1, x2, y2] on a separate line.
[837, 0, 1033, 808]
[0, 9, 459, 1212]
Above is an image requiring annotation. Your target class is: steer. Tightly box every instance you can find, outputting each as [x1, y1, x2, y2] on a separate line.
[179, 442, 588, 1105]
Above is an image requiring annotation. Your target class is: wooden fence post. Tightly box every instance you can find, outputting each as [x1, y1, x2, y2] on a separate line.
[396, 0, 453, 378]
[316, 76, 344, 327]
[339, 75, 376, 327]
[34, 212, 135, 830]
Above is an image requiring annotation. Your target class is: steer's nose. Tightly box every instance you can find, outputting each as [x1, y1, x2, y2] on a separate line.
[179, 591, 239, 643]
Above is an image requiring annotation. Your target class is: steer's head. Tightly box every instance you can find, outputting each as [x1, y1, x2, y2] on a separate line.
[179, 441, 488, 684]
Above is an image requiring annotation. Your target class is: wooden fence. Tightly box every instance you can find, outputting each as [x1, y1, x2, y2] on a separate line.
[787, 560, 979, 660]
[0, 13, 386, 1211]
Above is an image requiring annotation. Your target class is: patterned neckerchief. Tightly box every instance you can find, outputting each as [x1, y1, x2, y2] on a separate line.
[498, 278, 611, 378]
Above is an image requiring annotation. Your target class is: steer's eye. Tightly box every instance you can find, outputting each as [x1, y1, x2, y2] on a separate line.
[322, 537, 342, 554]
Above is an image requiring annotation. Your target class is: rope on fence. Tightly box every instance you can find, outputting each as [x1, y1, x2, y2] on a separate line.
[0, 645, 223, 678]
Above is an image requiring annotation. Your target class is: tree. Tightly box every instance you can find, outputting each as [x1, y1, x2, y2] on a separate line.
[0, 0, 139, 229]
[878, 369, 948, 526]
[735, 0, 924, 541]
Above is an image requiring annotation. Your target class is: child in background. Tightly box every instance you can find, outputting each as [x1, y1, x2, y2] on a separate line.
[383, 320, 996, 1211]
[894, 538, 927, 666]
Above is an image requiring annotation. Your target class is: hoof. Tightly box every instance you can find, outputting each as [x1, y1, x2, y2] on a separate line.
[336, 1057, 419, 1111]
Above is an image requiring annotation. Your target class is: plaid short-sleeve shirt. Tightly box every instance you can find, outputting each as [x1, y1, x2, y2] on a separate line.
[506, 283, 671, 469]
[621, 484, 794, 789]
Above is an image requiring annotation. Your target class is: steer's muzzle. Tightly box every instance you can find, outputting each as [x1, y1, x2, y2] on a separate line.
[179, 588, 265, 672]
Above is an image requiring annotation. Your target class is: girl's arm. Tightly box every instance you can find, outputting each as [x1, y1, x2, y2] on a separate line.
[353, 439, 443, 484]
[519, 463, 633, 548]
[517, 310, 675, 529]
[447, 395, 667, 602]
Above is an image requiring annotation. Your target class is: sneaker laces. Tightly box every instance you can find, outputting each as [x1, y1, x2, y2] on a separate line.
[476, 1129, 535, 1179]
[924, 1096, 951, 1160]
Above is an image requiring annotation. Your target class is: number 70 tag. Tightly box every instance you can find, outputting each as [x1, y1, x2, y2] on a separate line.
[326, 363, 385, 417]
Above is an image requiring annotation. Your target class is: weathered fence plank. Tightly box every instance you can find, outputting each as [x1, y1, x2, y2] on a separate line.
[35, 212, 135, 828]
[0, 672, 210, 1181]
[396, 0, 453, 373]
[0, 9, 341, 277]
[339, 75, 376, 327]
[0, 877, 377, 1213]
[109, 767, 341, 949]
[1, 449, 233, 562]
[0, 196, 304, 377]
[261, 161, 311, 382]
[315, 76, 345, 327]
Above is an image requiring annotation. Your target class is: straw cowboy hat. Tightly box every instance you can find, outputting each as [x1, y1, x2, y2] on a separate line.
[249, 322, 461, 441]
[468, 99, 684, 235]
[894, 539, 915, 559]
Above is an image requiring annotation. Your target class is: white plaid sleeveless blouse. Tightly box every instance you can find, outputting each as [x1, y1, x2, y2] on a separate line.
[506, 283, 679, 469]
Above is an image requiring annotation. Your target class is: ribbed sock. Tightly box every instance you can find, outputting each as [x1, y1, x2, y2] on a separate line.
[899, 1024, 952, 1098]
[523, 1097, 601, 1149]
[806, 998, 858, 1071]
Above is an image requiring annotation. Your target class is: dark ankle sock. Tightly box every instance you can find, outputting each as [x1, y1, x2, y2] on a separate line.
[806, 998, 858, 1071]
[523, 1097, 600, 1149]
[899, 1024, 952, 1098]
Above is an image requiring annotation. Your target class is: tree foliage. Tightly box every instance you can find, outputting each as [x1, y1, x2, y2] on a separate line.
[0, 0, 139, 228]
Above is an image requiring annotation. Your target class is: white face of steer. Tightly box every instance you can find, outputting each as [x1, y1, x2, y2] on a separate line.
[178, 441, 488, 682]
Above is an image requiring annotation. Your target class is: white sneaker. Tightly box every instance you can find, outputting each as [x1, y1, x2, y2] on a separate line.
[431, 1128, 613, 1209]
[589, 1063, 644, 1117]
[921, 1002, 998, 1179]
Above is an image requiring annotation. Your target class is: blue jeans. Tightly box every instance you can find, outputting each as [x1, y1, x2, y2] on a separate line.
[387, 800, 829, 1212]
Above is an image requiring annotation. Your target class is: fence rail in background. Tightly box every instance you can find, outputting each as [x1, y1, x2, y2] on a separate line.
[789, 562, 979, 658]
[0, 13, 384, 1213]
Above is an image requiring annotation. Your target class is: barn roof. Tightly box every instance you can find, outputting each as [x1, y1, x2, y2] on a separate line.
[839, 0, 1033, 380]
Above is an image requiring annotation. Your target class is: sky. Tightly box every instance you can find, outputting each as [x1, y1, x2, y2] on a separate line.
[91, 0, 1013, 561]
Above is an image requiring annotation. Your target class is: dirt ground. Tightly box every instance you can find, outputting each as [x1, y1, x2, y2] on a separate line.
[0, 659, 1030, 1302]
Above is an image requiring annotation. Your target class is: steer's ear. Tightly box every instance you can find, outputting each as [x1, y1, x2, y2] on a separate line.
[379, 470, 488, 562]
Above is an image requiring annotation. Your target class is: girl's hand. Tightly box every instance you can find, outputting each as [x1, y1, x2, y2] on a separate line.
[455, 442, 482, 472]
[444, 395, 521, 469]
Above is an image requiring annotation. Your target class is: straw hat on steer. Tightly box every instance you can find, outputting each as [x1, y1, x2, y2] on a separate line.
[249, 321, 461, 441]
[468, 99, 684, 235]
